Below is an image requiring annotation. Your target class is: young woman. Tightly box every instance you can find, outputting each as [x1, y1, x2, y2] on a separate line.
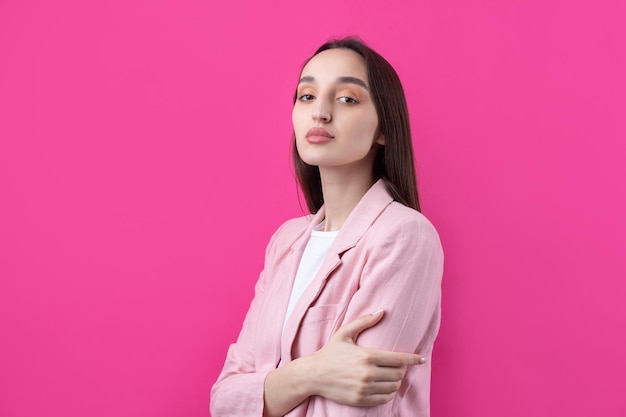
[210, 38, 444, 417]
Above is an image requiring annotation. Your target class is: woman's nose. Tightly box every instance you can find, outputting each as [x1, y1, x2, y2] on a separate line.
[312, 100, 332, 123]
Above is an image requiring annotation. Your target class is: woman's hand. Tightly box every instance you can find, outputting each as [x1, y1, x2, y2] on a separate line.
[263, 310, 425, 416]
[304, 309, 426, 406]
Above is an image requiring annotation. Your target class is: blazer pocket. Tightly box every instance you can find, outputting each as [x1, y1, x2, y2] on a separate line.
[301, 304, 338, 324]
[292, 304, 338, 357]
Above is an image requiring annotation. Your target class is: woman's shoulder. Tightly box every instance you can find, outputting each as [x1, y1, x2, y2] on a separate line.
[373, 201, 442, 246]
[380, 201, 437, 228]
[274, 215, 311, 238]
[264, 214, 312, 253]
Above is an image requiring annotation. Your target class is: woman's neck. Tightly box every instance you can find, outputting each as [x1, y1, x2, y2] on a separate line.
[319, 165, 376, 232]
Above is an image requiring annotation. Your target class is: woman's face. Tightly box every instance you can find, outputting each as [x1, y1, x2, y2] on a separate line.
[292, 48, 384, 171]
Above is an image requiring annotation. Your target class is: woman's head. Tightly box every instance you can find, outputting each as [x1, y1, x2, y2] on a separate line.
[292, 37, 420, 213]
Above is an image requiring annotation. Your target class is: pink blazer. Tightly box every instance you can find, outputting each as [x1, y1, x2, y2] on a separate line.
[210, 179, 444, 416]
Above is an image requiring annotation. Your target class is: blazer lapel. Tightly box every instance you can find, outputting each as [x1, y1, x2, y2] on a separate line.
[280, 244, 342, 363]
[275, 209, 324, 365]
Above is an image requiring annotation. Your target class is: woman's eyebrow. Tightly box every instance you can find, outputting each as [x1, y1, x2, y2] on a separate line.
[298, 75, 369, 91]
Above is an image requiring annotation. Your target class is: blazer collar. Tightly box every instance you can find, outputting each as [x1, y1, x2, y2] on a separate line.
[290, 178, 395, 256]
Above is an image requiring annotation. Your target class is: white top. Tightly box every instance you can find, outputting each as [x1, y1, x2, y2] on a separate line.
[283, 222, 339, 324]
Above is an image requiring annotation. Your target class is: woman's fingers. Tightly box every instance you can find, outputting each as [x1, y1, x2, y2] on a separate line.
[367, 365, 406, 382]
[360, 393, 397, 406]
[366, 348, 426, 367]
[346, 380, 403, 406]
[366, 381, 402, 395]
[333, 309, 385, 342]
[333, 312, 426, 366]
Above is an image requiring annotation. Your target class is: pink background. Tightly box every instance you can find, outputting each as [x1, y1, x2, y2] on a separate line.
[1, 0, 624, 416]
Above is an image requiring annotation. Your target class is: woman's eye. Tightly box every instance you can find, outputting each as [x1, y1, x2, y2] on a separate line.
[338, 96, 358, 104]
[298, 94, 315, 101]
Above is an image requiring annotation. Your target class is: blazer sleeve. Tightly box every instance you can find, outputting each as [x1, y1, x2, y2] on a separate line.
[315, 213, 444, 417]
[210, 223, 285, 417]
[349, 213, 444, 354]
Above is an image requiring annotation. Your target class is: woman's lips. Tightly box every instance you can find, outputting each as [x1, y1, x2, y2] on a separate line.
[306, 127, 334, 144]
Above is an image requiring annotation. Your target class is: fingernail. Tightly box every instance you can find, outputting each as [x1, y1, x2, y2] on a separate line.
[418, 357, 427, 364]
[372, 309, 384, 316]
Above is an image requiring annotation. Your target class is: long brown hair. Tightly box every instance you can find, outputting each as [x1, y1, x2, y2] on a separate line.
[292, 37, 421, 213]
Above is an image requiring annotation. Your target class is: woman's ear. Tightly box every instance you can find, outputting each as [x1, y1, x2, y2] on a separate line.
[375, 134, 386, 145]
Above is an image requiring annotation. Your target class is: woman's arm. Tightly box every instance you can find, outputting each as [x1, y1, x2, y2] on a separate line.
[325, 214, 443, 416]
[210, 269, 273, 416]
[262, 311, 425, 417]
[342, 214, 443, 356]
[210, 222, 289, 417]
